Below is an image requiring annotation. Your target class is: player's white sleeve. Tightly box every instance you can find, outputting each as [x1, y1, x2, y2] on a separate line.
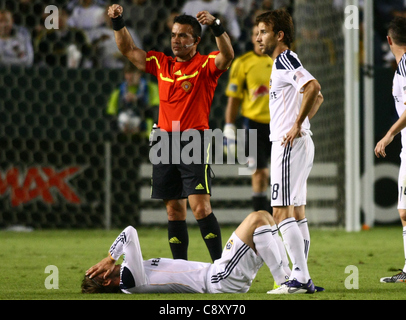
[400, 57, 406, 105]
[275, 50, 315, 93]
[109, 226, 148, 289]
[292, 67, 316, 93]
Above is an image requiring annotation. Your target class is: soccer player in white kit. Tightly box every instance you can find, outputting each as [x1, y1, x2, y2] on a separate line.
[82, 210, 290, 294]
[255, 10, 323, 294]
[374, 17, 406, 283]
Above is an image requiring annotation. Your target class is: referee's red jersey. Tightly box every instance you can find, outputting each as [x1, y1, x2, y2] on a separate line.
[145, 50, 226, 132]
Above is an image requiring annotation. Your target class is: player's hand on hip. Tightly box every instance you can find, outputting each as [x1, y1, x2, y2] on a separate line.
[108, 4, 123, 19]
[282, 125, 301, 147]
[196, 11, 215, 25]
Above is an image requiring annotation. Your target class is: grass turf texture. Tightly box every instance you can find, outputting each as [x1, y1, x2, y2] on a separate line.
[1, 225, 406, 300]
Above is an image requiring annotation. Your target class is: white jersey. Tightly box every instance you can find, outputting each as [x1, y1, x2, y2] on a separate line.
[393, 53, 406, 151]
[392, 53, 406, 210]
[269, 50, 315, 141]
[109, 227, 263, 294]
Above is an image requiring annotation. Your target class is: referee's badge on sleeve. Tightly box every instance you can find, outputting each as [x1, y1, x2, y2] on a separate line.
[228, 84, 238, 92]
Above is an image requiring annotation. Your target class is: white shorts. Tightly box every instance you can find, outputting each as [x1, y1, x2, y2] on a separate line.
[398, 153, 406, 209]
[207, 232, 263, 294]
[270, 134, 314, 207]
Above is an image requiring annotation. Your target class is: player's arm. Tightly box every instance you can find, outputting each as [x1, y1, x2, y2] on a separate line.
[375, 71, 406, 158]
[85, 227, 128, 279]
[282, 79, 321, 146]
[308, 91, 324, 120]
[225, 96, 241, 124]
[196, 11, 234, 70]
[223, 96, 241, 155]
[108, 4, 147, 72]
[86, 255, 116, 280]
[375, 109, 406, 158]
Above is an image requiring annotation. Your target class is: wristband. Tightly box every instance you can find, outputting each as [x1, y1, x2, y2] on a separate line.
[209, 18, 225, 37]
[111, 14, 125, 31]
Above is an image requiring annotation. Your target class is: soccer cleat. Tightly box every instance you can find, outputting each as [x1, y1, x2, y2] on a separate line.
[380, 269, 406, 283]
[267, 279, 315, 294]
[272, 275, 289, 290]
[314, 285, 325, 292]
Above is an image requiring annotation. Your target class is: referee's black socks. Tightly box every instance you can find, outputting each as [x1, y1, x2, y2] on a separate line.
[168, 220, 189, 260]
[252, 194, 273, 215]
[197, 212, 222, 262]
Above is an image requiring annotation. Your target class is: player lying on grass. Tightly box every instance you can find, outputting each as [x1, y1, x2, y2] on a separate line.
[82, 210, 322, 294]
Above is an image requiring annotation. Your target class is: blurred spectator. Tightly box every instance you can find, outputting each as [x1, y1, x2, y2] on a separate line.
[87, 10, 142, 68]
[107, 62, 159, 136]
[117, 0, 155, 50]
[181, 0, 241, 41]
[9, 0, 41, 32]
[0, 9, 33, 66]
[34, 7, 92, 68]
[155, 8, 180, 56]
[234, 0, 255, 20]
[67, 0, 106, 31]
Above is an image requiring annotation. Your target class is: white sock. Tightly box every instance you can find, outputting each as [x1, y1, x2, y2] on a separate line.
[297, 218, 310, 261]
[278, 217, 310, 283]
[253, 225, 288, 285]
[403, 227, 406, 273]
[271, 224, 291, 276]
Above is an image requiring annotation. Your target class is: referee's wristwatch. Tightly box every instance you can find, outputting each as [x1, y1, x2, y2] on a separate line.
[210, 18, 225, 37]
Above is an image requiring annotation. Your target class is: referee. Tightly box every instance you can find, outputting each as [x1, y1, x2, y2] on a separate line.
[108, 4, 234, 261]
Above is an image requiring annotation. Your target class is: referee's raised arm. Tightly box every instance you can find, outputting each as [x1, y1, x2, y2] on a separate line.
[108, 4, 147, 72]
[196, 11, 234, 70]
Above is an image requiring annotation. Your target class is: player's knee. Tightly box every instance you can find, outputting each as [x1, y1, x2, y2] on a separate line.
[166, 204, 187, 221]
[190, 201, 211, 220]
[399, 210, 406, 222]
[167, 210, 185, 221]
[248, 210, 270, 228]
[253, 168, 268, 183]
[193, 207, 210, 220]
[124, 226, 137, 239]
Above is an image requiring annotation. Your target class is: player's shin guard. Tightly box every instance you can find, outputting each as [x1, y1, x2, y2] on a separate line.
[297, 218, 310, 261]
[271, 224, 291, 276]
[252, 194, 268, 211]
[168, 220, 189, 260]
[197, 212, 222, 262]
[253, 225, 288, 285]
[278, 217, 310, 283]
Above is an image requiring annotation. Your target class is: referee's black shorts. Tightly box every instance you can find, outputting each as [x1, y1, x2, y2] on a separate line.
[243, 117, 271, 170]
[150, 130, 213, 200]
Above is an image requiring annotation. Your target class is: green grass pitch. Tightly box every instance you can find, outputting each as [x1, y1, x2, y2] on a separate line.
[1, 225, 406, 301]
